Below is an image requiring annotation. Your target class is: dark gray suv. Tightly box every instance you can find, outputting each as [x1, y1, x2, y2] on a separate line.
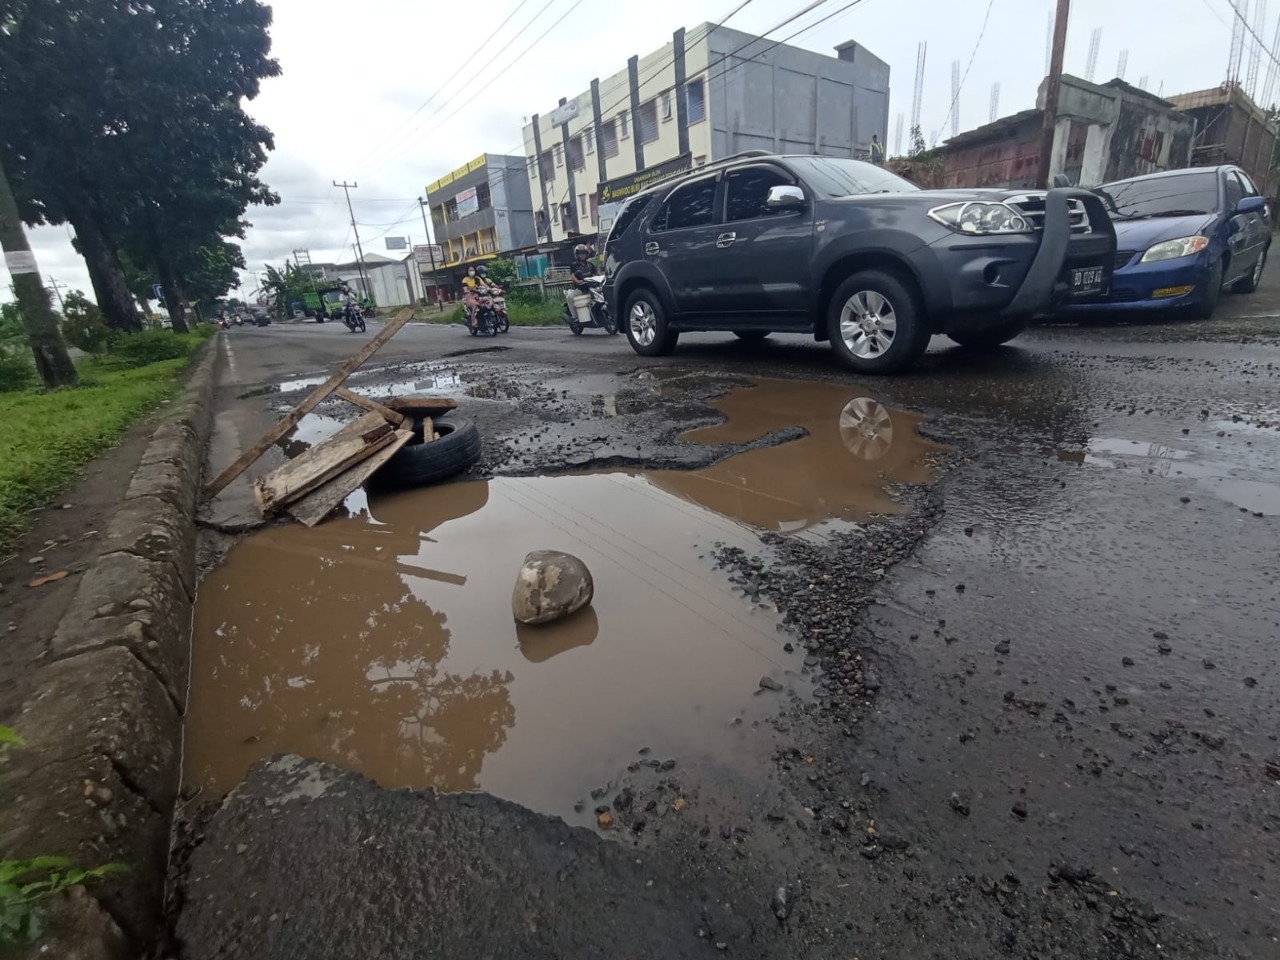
[603, 152, 1115, 374]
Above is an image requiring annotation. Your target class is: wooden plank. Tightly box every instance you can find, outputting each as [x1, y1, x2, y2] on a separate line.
[383, 395, 458, 416]
[335, 387, 406, 426]
[253, 416, 397, 516]
[424, 416, 437, 442]
[203, 308, 414, 500]
[286, 428, 414, 527]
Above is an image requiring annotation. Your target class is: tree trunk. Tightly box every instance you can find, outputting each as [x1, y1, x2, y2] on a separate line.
[155, 256, 190, 333]
[0, 157, 78, 388]
[69, 208, 142, 332]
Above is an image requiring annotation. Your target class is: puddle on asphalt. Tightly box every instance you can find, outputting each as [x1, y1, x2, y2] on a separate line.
[1058, 436, 1280, 515]
[653, 378, 944, 534]
[187, 377, 944, 816]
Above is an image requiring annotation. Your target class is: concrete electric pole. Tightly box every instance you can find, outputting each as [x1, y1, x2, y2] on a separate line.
[1038, 0, 1071, 188]
[0, 156, 77, 388]
[333, 180, 369, 294]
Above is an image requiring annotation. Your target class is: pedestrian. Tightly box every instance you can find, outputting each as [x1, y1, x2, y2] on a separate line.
[870, 135, 885, 165]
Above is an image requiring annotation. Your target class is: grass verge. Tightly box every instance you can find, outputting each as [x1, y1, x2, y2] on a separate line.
[0, 331, 209, 556]
[413, 300, 565, 326]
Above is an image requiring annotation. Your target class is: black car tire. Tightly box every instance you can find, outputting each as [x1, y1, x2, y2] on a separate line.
[827, 271, 929, 374]
[1232, 246, 1267, 294]
[734, 330, 772, 342]
[624, 288, 678, 356]
[376, 418, 481, 490]
[947, 320, 1027, 349]
[1194, 258, 1225, 320]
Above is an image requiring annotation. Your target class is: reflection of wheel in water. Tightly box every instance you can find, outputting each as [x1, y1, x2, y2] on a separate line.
[839, 396, 894, 460]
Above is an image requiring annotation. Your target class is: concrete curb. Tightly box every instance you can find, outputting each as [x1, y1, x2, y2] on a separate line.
[0, 335, 220, 955]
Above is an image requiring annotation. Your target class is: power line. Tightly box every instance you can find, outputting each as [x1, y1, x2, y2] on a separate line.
[933, 0, 994, 145]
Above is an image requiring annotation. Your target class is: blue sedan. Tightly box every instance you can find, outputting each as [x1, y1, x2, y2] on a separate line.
[1060, 165, 1270, 320]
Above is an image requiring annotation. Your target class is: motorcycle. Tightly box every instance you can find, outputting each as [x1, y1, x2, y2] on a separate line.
[469, 285, 508, 337]
[563, 277, 616, 335]
[341, 303, 366, 333]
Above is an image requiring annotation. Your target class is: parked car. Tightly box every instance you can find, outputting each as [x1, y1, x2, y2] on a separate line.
[1058, 165, 1270, 320]
[603, 151, 1116, 374]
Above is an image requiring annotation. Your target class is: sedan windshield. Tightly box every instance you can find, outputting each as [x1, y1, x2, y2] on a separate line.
[1094, 172, 1219, 219]
[787, 157, 920, 199]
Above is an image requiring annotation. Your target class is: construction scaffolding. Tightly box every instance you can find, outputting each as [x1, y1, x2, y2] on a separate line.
[1168, 82, 1278, 191]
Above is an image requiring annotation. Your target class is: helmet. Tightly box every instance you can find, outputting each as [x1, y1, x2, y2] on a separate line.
[574, 244, 590, 258]
[476, 265, 488, 277]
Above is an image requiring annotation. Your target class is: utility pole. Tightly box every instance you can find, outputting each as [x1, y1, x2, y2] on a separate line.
[46, 276, 67, 312]
[1038, 0, 1071, 188]
[0, 156, 77, 388]
[419, 198, 441, 310]
[333, 180, 369, 294]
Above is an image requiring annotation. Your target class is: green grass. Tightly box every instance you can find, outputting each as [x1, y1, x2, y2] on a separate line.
[412, 300, 565, 327]
[0, 330, 209, 555]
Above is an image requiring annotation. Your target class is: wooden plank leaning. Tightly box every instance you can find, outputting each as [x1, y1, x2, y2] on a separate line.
[202, 308, 413, 500]
[253, 413, 395, 516]
[285, 427, 414, 527]
[335, 387, 406, 426]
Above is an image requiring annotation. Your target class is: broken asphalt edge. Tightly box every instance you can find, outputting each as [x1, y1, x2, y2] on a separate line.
[0, 334, 221, 957]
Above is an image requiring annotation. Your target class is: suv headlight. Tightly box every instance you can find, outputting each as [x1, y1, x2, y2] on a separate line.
[1139, 235, 1210, 263]
[927, 201, 1032, 235]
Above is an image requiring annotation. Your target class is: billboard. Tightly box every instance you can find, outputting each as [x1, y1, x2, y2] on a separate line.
[598, 153, 693, 205]
[384, 236, 408, 250]
[413, 244, 444, 265]
[456, 186, 479, 219]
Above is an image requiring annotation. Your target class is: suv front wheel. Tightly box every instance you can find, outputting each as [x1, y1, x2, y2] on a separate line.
[625, 288, 679, 357]
[827, 270, 930, 374]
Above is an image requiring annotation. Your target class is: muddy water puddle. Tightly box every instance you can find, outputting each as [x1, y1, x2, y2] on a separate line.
[187, 377, 943, 815]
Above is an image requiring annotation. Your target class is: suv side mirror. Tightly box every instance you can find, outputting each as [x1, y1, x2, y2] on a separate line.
[766, 185, 805, 209]
[1237, 195, 1266, 214]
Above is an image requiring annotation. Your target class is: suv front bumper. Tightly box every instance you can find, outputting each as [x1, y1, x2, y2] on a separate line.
[1001, 188, 1115, 317]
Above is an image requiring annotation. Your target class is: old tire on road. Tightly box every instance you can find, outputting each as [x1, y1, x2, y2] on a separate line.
[376, 417, 482, 490]
[827, 270, 930, 375]
[625, 288, 679, 357]
[947, 320, 1027, 349]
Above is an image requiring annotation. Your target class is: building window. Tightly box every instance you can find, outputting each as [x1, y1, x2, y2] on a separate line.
[476, 181, 491, 211]
[600, 120, 619, 158]
[552, 204, 559, 224]
[568, 135, 585, 172]
[585, 128, 594, 153]
[619, 110, 629, 139]
[539, 149, 555, 182]
[589, 192, 598, 224]
[661, 91, 672, 120]
[554, 144, 563, 167]
[685, 77, 706, 124]
[638, 100, 659, 143]
[560, 202, 574, 231]
[579, 193, 587, 215]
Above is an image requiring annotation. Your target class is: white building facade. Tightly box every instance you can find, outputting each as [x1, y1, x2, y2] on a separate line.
[520, 24, 890, 246]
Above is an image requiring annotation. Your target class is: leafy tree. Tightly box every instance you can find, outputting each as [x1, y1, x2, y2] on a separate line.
[0, 0, 279, 331]
[60, 291, 110, 353]
[261, 262, 318, 318]
[0, 302, 24, 347]
[486, 258, 519, 287]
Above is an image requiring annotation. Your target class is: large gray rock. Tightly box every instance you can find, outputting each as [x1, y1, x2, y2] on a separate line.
[511, 550, 594, 625]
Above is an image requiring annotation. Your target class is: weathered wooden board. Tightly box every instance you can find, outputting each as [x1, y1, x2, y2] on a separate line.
[203, 308, 413, 500]
[253, 413, 394, 516]
[335, 387, 406, 425]
[286, 428, 414, 527]
[383, 395, 459, 416]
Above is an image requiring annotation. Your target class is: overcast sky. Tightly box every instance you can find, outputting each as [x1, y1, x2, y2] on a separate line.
[4, 0, 1251, 304]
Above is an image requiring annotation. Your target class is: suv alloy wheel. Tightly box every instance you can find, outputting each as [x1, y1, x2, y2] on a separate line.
[625, 288, 679, 356]
[827, 270, 930, 374]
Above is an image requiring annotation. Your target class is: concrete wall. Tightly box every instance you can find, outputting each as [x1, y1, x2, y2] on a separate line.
[522, 23, 889, 245]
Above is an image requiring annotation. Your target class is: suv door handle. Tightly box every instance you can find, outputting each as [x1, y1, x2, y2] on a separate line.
[645, 241, 660, 256]
[716, 232, 737, 248]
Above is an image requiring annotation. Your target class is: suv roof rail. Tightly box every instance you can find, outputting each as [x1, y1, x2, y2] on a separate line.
[633, 150, 780, 200]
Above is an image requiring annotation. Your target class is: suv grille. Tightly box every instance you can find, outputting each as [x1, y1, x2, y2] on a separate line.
[1005, 195, 1091, 234]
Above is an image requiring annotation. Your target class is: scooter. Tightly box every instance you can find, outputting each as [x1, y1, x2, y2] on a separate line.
[563, 277, 616, 335]
[341, 303, 366, 333]
[469, 287, 503, 337]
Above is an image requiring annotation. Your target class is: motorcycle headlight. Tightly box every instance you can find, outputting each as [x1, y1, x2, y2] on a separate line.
[1139, 235, 1210, 263]
[927, 201, 1032, 235]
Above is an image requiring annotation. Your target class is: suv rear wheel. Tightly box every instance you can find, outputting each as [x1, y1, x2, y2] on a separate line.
[827, 270, 930, 374]
[625, 289, 678, 356]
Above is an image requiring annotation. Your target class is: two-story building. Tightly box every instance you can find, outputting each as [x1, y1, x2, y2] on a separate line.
[520, 23, 890, 251]
[424, 153, 536, 284]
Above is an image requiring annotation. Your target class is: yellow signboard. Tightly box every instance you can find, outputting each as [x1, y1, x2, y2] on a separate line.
[425, 154, 487, 196]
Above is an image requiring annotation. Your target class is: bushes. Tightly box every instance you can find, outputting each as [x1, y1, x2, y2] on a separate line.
[60, 292, 111, 353]
[0, 347, 35, 393]
[104, 328, 197, 367]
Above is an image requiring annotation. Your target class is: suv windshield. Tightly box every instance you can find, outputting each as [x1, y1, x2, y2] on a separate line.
[786, 157, 919, 199]
[1095, 172, 1219, 219]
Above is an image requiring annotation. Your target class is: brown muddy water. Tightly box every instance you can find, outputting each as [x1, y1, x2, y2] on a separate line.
[185, 378, 944, 817]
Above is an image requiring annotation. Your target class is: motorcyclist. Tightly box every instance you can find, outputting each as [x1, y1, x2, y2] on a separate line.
[337, 281, 359, 324]
[461, 266, 480, 330]
[569, 244, 596, 292]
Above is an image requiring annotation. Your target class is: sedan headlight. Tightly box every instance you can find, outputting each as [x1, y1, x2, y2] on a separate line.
[927, 201, 1032, 235]
[1139, 235, 1210, 263]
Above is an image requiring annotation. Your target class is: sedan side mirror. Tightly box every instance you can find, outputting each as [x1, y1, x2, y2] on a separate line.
[766, 185, 805, 209]
[1237, 195, 1267, 214]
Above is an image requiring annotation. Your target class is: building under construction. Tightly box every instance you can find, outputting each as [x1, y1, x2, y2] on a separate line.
[1167, 83, 1277, 191]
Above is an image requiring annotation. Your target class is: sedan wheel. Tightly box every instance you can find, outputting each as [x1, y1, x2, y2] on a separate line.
[839, 290, 897, 359]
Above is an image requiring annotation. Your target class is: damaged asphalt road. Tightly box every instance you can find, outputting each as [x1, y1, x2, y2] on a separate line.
[180, 299, 1280, 959]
